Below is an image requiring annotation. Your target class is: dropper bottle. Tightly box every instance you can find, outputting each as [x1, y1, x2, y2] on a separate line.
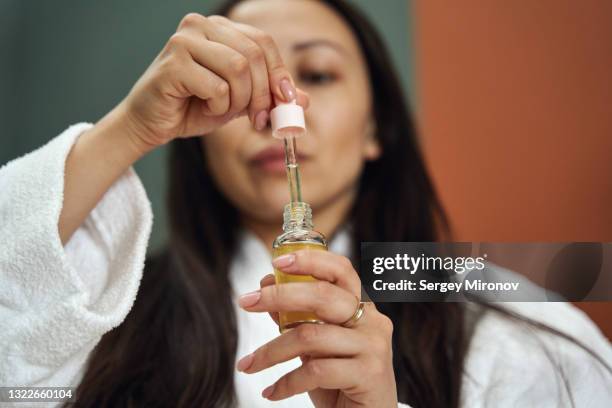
[270, 99, 327, 333]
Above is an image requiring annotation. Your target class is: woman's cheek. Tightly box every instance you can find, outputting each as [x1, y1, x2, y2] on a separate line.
[304, 99, 370, 195]
[301, 149, 364, 209]
[203, 138, 255, 206]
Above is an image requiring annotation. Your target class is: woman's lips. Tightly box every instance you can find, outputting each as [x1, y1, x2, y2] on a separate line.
[254, 157, 287, 174]
[250, 146, 307, 174]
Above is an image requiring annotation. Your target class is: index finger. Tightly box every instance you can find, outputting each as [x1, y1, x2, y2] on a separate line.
[220, 19, 297, 103]
[272, 250, 362, 298]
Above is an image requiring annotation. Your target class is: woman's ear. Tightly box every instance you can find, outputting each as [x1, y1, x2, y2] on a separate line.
[363, 119, 381, 161]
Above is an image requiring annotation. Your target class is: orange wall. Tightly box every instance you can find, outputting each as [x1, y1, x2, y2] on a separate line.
[412, 0, 612, 337]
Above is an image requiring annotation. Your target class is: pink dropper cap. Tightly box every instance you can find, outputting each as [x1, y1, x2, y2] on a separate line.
[270, 99, 306, 139]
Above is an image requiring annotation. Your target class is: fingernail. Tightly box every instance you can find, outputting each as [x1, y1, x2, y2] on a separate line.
[279, 79, 296, 102]
[272, 254, 295, 269]
[238, 290, 261, 307]
[254, 110, 268, 131]
[260, 273, 275, 284]
[262, 383, 275, 399]
[236, 352, 255, 372]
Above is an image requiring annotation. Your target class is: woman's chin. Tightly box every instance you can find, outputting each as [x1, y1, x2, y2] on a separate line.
[237, 193, 292, 223]
[250, 183, 290, 205]
[238, 183, 322, 223]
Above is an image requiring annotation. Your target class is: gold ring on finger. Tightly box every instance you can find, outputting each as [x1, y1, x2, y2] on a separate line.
[341, 297, 367, 328]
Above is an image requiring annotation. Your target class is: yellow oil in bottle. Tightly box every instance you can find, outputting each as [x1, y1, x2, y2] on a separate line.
[273, 130, 327, 332]
[273, 241, 327, 332]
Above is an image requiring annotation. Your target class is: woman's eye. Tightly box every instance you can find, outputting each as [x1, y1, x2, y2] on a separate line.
[298, 71, 337, 85]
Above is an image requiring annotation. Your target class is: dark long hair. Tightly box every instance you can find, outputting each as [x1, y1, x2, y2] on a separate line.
[72, 1, 607, 407]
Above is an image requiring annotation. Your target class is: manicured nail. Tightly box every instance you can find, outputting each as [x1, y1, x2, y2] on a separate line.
[272, 254, 295, 269]
[238, 290, 261, 307]
[236, 352, 255, 372]
[254, 110, 268, 131]
[262, 383, 275, 399]
[260, 273, 275, 285]
[279, 79, 296, 102]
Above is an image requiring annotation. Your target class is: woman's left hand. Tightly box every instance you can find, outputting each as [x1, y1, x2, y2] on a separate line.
[237, 250, 398, 408]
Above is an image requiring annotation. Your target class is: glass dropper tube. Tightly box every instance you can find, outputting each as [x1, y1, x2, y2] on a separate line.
[283, 131, 303, 204]
[270, 98, 306, 207]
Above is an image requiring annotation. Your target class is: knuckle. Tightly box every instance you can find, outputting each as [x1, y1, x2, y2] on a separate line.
[295, 323, 320, 345]
[167, 33, 189, 50]
[245, 44, 264, 63]
[297, 249, 314, 267]
[214, 81, 230, 97]
[270, 281, 286, 305]
[305, 360, 323, 378]
[229, 54, 249, 76]
[180, 12, 205, 28]
[254, 29, 274, 48]
[207, 15, 227, 24]
[378, 313, 394, 336]
[158, 57, 181, 78]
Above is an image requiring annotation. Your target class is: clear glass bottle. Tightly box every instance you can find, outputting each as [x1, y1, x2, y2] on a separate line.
[273, 201, 327, 333]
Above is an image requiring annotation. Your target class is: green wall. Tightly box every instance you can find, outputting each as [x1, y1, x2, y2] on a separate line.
[0, 0, 413, 252]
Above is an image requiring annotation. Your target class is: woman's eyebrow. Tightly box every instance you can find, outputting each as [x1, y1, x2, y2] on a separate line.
[292, 39, 349, 56]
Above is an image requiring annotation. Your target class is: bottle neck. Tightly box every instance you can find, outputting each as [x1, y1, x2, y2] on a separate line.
[282, 202, 313, 232]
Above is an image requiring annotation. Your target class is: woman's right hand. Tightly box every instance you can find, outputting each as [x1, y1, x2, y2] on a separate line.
[118, 13, 309, 152]
[60, 13, 308, 244]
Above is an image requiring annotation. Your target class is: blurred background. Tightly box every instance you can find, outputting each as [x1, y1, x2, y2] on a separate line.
[1, 1, 610, 336]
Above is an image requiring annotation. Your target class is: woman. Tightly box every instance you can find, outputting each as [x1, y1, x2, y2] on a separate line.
[0, 0, 610, 407]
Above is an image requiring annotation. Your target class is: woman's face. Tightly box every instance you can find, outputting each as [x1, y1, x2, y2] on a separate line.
[202, 0, 380, 224]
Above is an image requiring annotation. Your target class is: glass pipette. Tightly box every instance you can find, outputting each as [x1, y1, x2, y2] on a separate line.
[283, 130, 303, 204]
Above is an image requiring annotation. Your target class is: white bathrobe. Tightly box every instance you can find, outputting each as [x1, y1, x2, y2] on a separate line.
[0, 124, 611, 407]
